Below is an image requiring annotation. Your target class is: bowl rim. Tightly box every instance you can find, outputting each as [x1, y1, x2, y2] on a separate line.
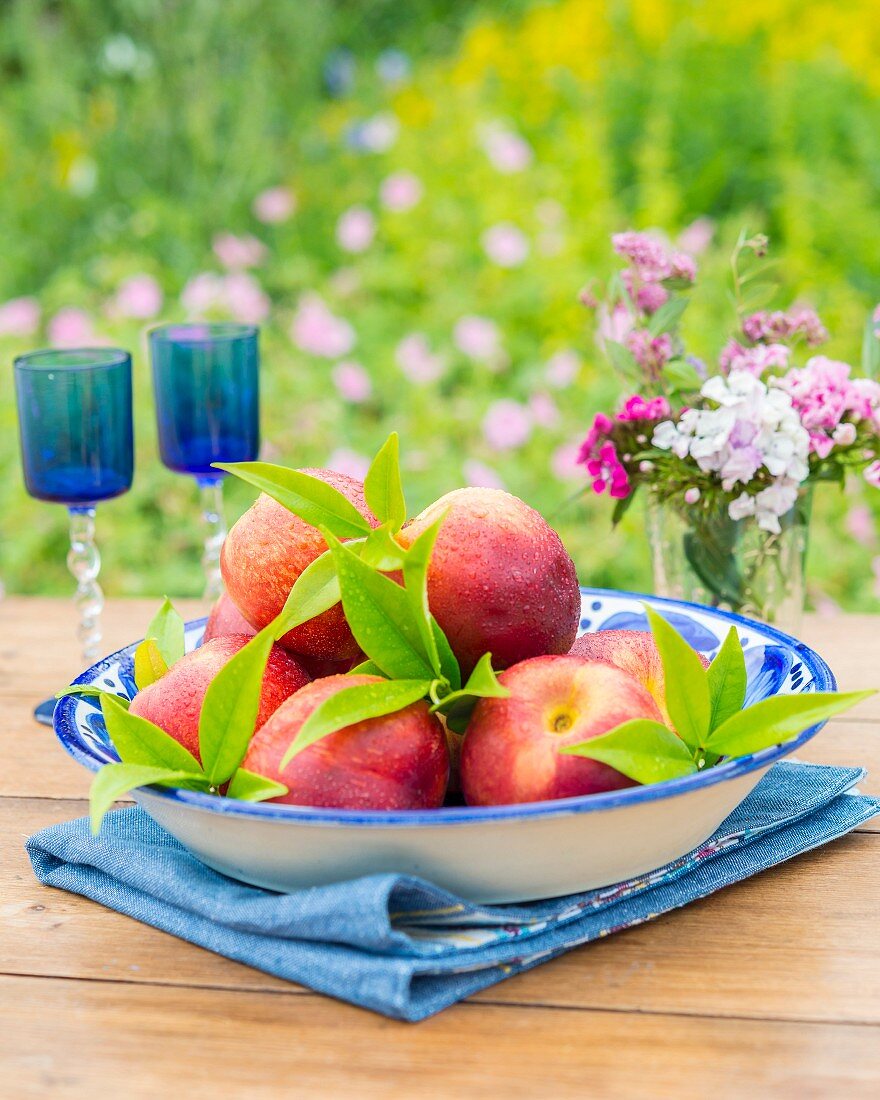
[54, 587, 836, 828]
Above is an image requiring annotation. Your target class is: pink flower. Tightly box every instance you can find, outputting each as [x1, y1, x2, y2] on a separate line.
[617, 394, 671, 422]
[545, 350, 580, 388]
[379, 172, 423, 212]
[529, 392, 560, 428]
[252, 186, 296, 224]
[327, 448, 370, 481]
[873, 303, 880, 324]
[669, 252, 697, 283]
[596, 303, 634, 349]
[635, 283, 669, 314]
[113, 274, 163, 319]
[775, 356, 866, 436]
[551, 441, 583, 482]
[453, 315, 501, 361]
[722, 342, 791, 376]
[833, 422, 857, 446]
[677, 217, 715, 256]
[684, 487, 701, 505]
[481, 223, 529, 268]
[483, 399, 532, 451]
[336, 206, 376, 253]
[846, 505, 875, 546]
[463, 459, 505, 489]
[626, 330, 673, 379]
[332, 360, 372, 403]
[291, 294, 355, 358]
[481, 125, 533, 173]
[48, 308, 95, 347]
[742, 308, 827, 346]
[223, 273, 270, 324]
[181, 273, 224, 315]
[580, 438, 630, 499]
[612, 231, 670, 279]
[0, 296, 40, 337]
[213, 233, 267, 270]
[395, 333, 445, 383]
[865, 461, 880, 490]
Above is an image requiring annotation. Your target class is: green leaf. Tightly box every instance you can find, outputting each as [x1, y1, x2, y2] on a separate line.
[363, 432, 407, 532]
[862, 312, 880, 380]
[431, 617, 462, 692]
[431, 652, 509, 733]
[215, 461, 372, 539]
[706, 626, 747, 730]
[359, 524, 407, 572]
[644, 605, 711, 751]
[324, 531, 436, 681]
[280, 678, 432, 767]
[90, 764, 202, 834]
[663, 358, 702, 393]
[611, 491, 636, 528]
[225, 767, 288, 802]
[401, 513, 447, 678]
[198, 627, 276, 784]
[348, 658, 386, 676]
[56, 685, 130, 708]
[133, 638, 169, 691]
[273, 549, 341, 640]
[144, 597, 186, 667]
[101, 694, 202, 773]
[647, 296, 688, 336]
[559, 719, 698, 784]
[706, 690, 875, 757]
[605, 339, 642, 383]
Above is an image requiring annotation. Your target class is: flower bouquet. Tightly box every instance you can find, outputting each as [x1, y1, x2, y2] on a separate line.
[578, 231, 880, 627]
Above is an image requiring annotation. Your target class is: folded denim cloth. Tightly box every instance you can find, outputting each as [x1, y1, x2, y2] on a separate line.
[27, 761, 879, 1021]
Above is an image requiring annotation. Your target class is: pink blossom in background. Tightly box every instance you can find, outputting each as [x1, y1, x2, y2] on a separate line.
[379, 172, 423, 212]
[336, 206, 376, 253]
[814, 593, 842, 618]
[0, 296, 40, 337]
[742, 308, 828, 346]
[545, 349, 581, 388]
[537, 230, 564, 257]
[626, 330, 673, 378]
[846, 504, 875, 545]
[865, 461, 880, 490]
[677, 217, 715, 256]
[114, 274, 163, 319]
[611, 231, 671, 280]
[395, 333, 446, 383]
[528, 392, 560, 428]
[635, 283, 669, 314]
[551, 441, 582, 482]
[453, 315, 501, 361]
[873, 557, 880, 599]
[684, 487, 701, 505]
[291, 294, 355, 358]
[669, 252, 697, 283]
[481, 223, 529, 268]
[181, 273, 224, 315]
[252, 186, 296, 224]
[482, 399, 532, 451]
[327, 448, 370, 481]
[359, 113, 399, 153]
[213, 233, 268, 269]
[873, 303, 880, 324]
[596, 303, 634, 349]
[463, 459, 505, 490]
[332, 360, 372, 403]
[480, 124, 533, 173]
[328, 267, 361, 298]
[48, 308, 95, 347]
[535, 199, 565, 226]
[722, 342, 791, 376]
[223, 273, 270, 324]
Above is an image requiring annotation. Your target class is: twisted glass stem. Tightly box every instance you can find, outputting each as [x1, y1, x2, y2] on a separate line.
[67, 508, 104, 662]
[199, 478, 227, 600]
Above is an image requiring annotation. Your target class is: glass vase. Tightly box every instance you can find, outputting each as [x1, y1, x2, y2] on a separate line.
[647, 488, 812, 632]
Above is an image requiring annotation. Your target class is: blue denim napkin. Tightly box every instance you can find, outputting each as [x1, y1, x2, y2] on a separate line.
[27, 762, 878, 1021]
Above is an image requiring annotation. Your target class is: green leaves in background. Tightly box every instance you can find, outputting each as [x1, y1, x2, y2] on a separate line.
[216, 461, 372, 539]
[198, 627, 276, 784]
[663, 358, 704, 394]
[561, 719, 698, 784]
[644, 605, 710, 750]
[648, 296, 689, 337]
[364, 431, 407, 532]
[280, 678, 433, 767]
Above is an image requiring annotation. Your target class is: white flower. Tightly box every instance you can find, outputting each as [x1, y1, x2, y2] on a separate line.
[728, 492, 756, 521]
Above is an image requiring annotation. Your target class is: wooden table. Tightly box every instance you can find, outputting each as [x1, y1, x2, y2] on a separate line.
[2, 598, 879, 1098]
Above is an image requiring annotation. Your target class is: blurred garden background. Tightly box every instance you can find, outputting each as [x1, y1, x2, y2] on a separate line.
[2, 0, 880, 608]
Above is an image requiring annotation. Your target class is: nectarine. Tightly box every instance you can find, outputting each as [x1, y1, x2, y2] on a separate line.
[203, 592, 257, 643]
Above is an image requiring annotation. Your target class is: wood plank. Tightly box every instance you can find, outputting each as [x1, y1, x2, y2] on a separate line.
[2, 975, 878, 1100]
[3, 798, 879, 1026]
[798, 615, 880, 720]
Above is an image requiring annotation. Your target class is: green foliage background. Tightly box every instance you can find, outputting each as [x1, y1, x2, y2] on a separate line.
[1, 0, 879, 608]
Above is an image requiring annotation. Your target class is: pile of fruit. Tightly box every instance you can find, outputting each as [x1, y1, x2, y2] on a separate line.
[67, 435, 869, 828]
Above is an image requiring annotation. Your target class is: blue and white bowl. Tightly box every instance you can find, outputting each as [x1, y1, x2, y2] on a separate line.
[54, 588, 834, 903]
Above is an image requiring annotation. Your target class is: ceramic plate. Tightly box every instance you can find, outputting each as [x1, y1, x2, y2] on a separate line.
[54, 588, 834, 903]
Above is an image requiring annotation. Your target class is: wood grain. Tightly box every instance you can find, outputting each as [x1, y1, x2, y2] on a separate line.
[2, 975, 879, 1100]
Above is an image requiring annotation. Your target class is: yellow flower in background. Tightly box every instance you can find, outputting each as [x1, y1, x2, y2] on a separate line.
[393, 87, 435, 128]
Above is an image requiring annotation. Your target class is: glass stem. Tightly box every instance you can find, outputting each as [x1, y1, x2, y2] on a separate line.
[199, 478, 226, 601]
[67, 507, 104, 663]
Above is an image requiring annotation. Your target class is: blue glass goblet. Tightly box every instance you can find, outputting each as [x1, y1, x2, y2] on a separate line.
[14, 348, 134, 666]
[148, 323, 259, 598]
